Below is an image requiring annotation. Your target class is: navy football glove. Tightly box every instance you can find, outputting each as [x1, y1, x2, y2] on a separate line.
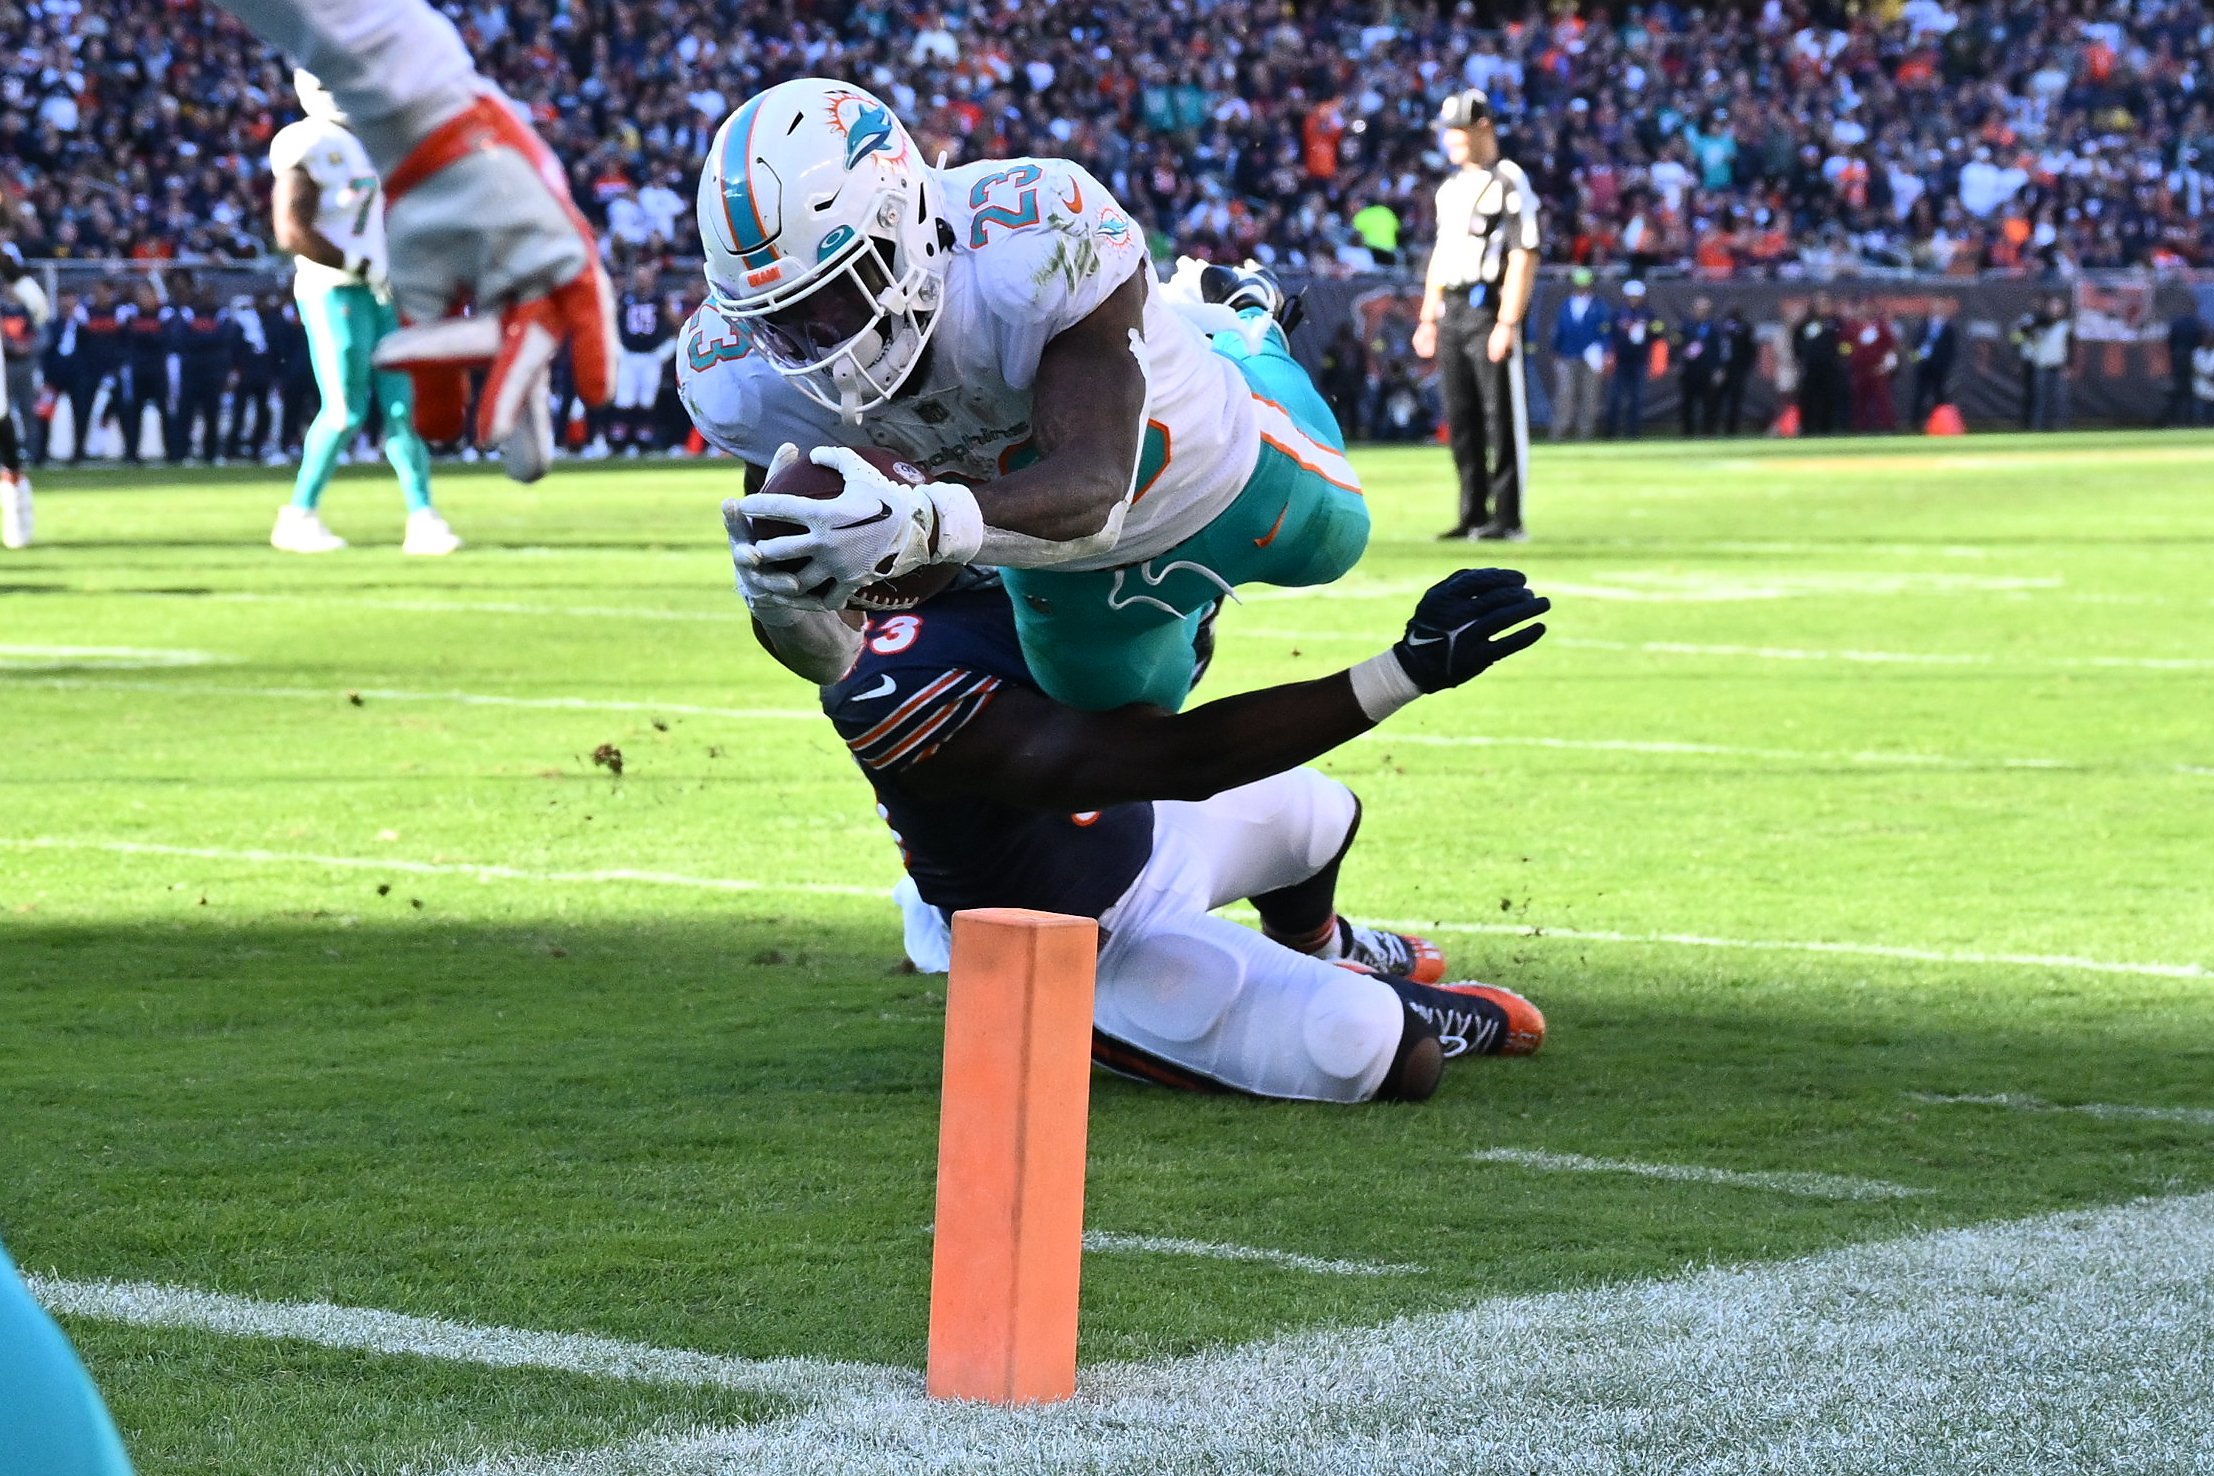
[1391, 569, 1550, 692]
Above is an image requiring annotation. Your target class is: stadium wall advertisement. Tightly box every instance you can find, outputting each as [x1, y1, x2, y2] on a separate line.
[1297, 273, 2212, 433]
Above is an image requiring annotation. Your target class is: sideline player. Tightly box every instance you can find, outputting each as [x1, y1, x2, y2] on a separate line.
[684, 78, 1368, 713]
[1, 243, 50, 549]
[267, 71, 457, 555]
[606, 264, 677, 456]
[735, 490, 1552, 1098]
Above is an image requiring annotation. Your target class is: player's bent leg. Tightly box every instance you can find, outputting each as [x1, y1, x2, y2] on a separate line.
[1158, 768, 1359, 913]
[1093, 908, 1422, 1103]
[0, 1242, 136, 1476]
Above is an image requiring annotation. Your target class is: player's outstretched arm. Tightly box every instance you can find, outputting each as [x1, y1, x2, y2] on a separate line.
[905, 569, 1550, 811]
[215, 0, 615, 480]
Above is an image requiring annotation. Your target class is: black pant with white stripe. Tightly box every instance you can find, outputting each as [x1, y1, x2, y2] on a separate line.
[1437, 298, 1527, 534]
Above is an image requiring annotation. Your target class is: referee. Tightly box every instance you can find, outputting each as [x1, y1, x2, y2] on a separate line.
[1413, 88, 1538, 541]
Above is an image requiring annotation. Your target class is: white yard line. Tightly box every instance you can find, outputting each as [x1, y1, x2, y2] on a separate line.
[1242, 631, 2214, 674]
[425, 1189, 2214, 1475]
[14, 836, 2203, 982]
[27, 1275, 900, 1406]
[15, 676, 2167, 776]
[0, 837, 886, 900]
[12, 677, 815, 724]
[1082, 1233, 1421, 1278]
[1909, 1092, 2214, 1128]
[0, 644, 229, 670]
[1466, 1147, 1923, 1201]
[187, 591, 745, 624]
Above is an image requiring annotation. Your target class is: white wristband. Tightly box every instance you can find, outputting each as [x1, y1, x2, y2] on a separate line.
[928, 482, 984, 565]
[1348, 651, 1424, 723]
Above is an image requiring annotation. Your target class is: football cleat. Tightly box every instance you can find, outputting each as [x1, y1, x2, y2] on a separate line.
[1428, 980, 1545, 1057]
[1336, 918, 1447, 984]
[1198, 259, 1306, 335]
[403, 508, 463, 557]
[1, 470, 31, 549]
[270, 505, 346, 553]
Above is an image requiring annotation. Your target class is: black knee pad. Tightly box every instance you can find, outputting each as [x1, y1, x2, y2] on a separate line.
[1373, 1009, 1443, 1102]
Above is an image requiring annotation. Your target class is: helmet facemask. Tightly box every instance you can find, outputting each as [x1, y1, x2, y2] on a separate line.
[709, 190, 943, 423]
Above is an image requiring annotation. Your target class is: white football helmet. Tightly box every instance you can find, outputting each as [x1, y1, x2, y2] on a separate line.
[698, 78, 948, 422]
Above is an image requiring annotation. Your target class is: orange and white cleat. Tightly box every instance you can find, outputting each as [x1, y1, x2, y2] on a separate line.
[1336, 918, 1448, 984]
[1431, 980, 1546, 1057]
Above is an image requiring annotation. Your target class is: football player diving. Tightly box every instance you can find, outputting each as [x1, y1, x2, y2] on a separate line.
[744, 508, 1554, 1102]
[682, 78, 1370, 713]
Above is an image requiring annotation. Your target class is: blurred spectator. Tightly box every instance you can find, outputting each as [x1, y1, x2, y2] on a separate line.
[1795, 291, 1851, 436]
[2168, 303, 2207, 426]
[1318, 322, 1368, 440]
[3, 0, 2211, 276]
[1603, 280, 1662, 439]
[2192, 326, 2214, 426]
[1717, 304, 1757, 434]
[227, 291, 280, 462]
[1846, 299, 1902, 433]
[2025, 293, 2076, 429]
[1910, 306, 1960, 425]
[1675, 294, 1723, 437]
[1549, 265, 1607, 441]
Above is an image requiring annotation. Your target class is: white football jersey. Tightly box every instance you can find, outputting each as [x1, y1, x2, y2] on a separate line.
[268, 117, 385, 294]
[678, 156, 1259, 570]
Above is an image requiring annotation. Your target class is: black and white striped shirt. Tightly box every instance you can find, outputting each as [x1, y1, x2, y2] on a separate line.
[1431, 158, 1541, 290]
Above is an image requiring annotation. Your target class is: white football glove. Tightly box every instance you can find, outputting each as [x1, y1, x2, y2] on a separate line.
[733, 446, 981, 612]
[726, 444, 808, 624]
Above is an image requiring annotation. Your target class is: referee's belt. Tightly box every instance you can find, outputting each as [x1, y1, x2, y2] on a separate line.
[1444, 284, 1497, 308]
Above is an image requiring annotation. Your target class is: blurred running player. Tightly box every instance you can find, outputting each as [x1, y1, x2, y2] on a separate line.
[606, 264, 677, 456]
[685, 78, 1364, 713]
[733, 477, 1553, 1100]
[266, 70, 455, 555]
[212, 0, 615, 479]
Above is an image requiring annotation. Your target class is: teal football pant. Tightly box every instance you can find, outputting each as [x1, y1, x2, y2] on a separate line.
[292, 281, 433, 513]
[0, 1242, 135, 1476]
[1002, 317, 1369, 712]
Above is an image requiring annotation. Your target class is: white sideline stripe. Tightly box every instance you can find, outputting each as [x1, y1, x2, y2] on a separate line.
[16, 836, 2201, 981]
[434, 1190, 2214, 1476]
[1241, 630, 2214, 673]
[190, 591, 744, 624]
[1909, 1092, 2214, 1128]
[1082, 1233, 1421, 1278]
[1365, 914, 2210, 981]
[1368, 730, 2084, 770]
[0, 838, 886, 900]
[1244, 572, 2061, 605]
[1467, 1147, 1923, 1201]
[0, 644, 228, 670]
[19, 676, 2204, 780]
[26, 1275, 900, 1405]
[11, 677, 816, 724]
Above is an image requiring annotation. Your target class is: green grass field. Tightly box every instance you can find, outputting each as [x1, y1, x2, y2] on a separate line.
[5, 433, 2213, 1474]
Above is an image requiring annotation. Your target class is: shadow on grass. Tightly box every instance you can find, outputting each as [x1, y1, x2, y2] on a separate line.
[7, 914, 2211, 1371]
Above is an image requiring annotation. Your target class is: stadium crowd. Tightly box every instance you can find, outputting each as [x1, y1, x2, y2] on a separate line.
[4, 0, 2212, 277]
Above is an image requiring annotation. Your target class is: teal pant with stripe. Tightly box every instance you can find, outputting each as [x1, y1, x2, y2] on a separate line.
[0, 1243, 134, 1476]
[293, 282, 432, 513]
[1002, 317, 1368, 711]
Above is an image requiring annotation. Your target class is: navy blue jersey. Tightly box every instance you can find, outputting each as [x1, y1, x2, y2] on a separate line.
[821, 583, 1154, 921]
[617, 291, 670, 353]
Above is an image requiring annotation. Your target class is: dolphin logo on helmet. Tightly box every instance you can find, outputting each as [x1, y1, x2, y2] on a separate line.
[842, 101, 897, 169]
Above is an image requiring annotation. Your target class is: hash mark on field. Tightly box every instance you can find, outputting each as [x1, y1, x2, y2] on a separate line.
[29, 1275, 900, 1403]
[1468, 1148, 1924, 1201]
[16, 837, 2202, 982]
[1246, 629, 2214, 674]
[1909, 1092, 2214, 1128]
[1083, 1233, 1421, 1277]
[1370, 730, 2082, 770]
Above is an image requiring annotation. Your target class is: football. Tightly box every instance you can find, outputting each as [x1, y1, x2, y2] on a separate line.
[752, 446, 961, 612]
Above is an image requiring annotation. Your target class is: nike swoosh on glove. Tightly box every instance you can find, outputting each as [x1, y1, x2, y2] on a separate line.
[733, 446, 979, 612]
[1391, 568, 1551, 692]
[369, 92, 616, 482]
